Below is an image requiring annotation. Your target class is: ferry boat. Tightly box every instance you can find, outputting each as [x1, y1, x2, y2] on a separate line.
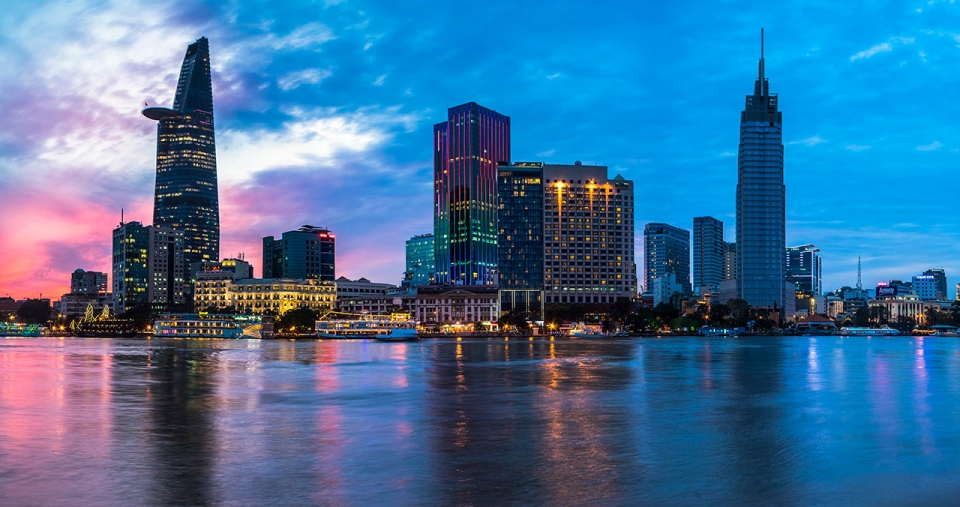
[840, 326, 900, 336]
[315, 316, 419, 341]
[153, 314, 272, 339]
[699, 326, 738, 337]
[569, 323, 608, 338]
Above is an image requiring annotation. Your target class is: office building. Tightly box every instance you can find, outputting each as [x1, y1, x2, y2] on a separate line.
[786, 244, 822, 295]
[644, 223, 691, 296]
[404, 234, 435, 287]
[922, 269, 947, 300]
[144, 37, 219, 273]
[736, 30, 787, 309]
[723, 242, 737, 281]
[692, 216, 724, 293]
[262, 226, 336, 281]
[497, 162, 544, 315]
[70, 269, 108, 295]
[913, 274, 940, 301]
[433, 102, 510, 285]
[543, 162, 637, 304]
[112, 221, 185, 313]
[652, 273, 684, 307]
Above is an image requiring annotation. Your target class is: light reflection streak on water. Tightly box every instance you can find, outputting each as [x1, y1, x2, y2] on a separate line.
[807, 338, 822, 392]
[914, 338, 935, 457]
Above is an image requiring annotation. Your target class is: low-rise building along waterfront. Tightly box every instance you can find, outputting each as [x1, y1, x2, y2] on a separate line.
[412, 285, 499, 326]
[194, 278, 335, 314]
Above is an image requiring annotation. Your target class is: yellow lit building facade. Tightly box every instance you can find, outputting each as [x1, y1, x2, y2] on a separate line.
[194, 278, 335, 315]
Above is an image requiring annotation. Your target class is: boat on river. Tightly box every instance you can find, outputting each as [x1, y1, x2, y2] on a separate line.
[570, 323, 608, 338]
[153, 314, 272, 339]
[840, 326, 899, 336]
[316, 316, 419, 340]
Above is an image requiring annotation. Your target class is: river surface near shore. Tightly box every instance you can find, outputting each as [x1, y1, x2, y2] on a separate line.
[1, 336, 959, 506]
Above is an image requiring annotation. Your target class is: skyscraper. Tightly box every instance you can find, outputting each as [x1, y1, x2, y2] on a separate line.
[497, 162, 544, 314]
[433, 102, 510, 285]
[262, 226, 336, 281]
[144, 37, 219, 276]
[644, 223, 691, 296]
[786, 244, 822, 295]
[736, 30, 786, 309]
[692, 216, 725, 293]
[543, 163, 637, 304]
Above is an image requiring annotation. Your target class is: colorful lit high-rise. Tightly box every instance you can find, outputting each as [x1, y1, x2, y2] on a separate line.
[143, 37, 219, 276]
[736, 30, 786, 309]
[433, 102, 510, 285]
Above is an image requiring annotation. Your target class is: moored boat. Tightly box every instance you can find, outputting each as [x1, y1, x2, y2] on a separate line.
[316, 316, 419, 340]
[840, 326, 899, 336]
[153, 314, 272, 339]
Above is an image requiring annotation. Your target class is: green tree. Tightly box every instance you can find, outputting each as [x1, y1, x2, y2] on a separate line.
[854, 307, 870, 327]
[728, 299, 750, 327]
[276, 307, 321, 334]
[708, 304, 731, 326]
[16, 299, 51, 324]
[611, 297, 634, 323]
[652, 303, 679, 329]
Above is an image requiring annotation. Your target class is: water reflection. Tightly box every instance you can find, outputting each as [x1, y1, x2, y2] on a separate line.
[4, 337, 960, 505]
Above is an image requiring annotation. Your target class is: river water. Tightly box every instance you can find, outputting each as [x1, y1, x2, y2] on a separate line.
[1, 336, 959, 506]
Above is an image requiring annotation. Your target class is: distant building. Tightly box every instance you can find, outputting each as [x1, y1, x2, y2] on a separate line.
[693, 217, 724, 293]
[723, 242, 737, 281]
[544, 163, 637, 304]
[335, 277, 398, 310]
[71, 269, 108, 295]
[644, 223, 690, 296]
[497, 162, 545, 315]
[912, 274, 939, 301]
[193, 258, 253, 282]
[921, 269, 946, 300]
[262, 226, 335, 281]
[404, 234, 435, 287]
[786, 244, 822, 295]
[433, 102, 510, 286]
[651, 273, 683, 307]
[112, 221, 185, 313]
[736, 31, 786, 309]
[194, 278, 335, 315]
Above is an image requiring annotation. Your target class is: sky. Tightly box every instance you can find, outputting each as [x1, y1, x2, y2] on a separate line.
[2, 0, 960, 300]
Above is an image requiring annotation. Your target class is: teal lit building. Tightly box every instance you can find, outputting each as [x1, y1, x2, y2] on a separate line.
[433, 102, 510, 286]
[405, 234, 435, 287]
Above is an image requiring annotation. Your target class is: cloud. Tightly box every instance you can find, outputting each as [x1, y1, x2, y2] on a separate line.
[917, 141, 942, 151]
[845, 144, 871, 152]
[850, 42, 893, 61]
[789, 135, 826, 146]
[536, 149, 556, 157]
[277, 68, 332, 90]
[373, 74, 387, 86]
[546, 73, 561, 79]
[850, 37, 915, 61]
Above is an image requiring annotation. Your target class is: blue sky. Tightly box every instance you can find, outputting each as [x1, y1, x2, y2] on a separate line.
[1, 0, 959, 298]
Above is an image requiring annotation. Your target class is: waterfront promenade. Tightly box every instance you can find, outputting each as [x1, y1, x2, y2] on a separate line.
[1, 336, 958, 505]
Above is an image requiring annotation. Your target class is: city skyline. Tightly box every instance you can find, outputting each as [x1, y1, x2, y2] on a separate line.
[3, 1, 960, 299]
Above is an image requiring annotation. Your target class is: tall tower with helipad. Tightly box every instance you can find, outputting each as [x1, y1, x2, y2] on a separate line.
[143, 36, 219, 276]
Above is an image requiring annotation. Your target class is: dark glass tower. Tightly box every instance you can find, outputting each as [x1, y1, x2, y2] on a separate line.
[736, 30, 786, 308]
[144, 37, 219, 274]
[433, 102, 510, 285]
[497, 162, 544, 314]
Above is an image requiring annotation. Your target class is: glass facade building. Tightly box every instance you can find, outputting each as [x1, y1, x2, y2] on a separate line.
[692, 216, 724, 292]
[144, 37, 219, 276]
[644, 223, 691, 296]
[433, 102, 510, 285]
[405, 234, 435, 287]
[786, 244, 821, 295]
[262, 226, 336, 281]
[736, 31, 786, 308]
[497, 162, 544, 315]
